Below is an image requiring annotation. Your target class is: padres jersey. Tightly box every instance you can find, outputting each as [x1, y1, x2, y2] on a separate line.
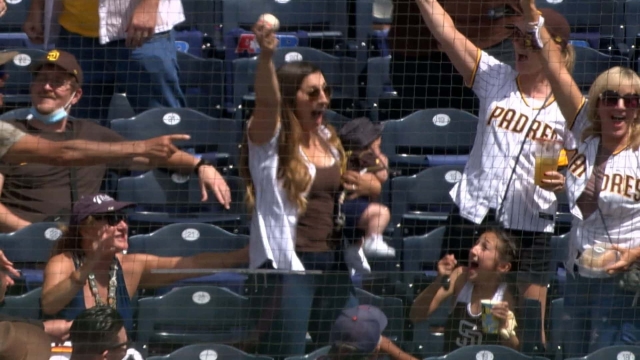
[443, 282, 507, 352]
[565, 106, 640, 272]
[450, 50, 575, 233]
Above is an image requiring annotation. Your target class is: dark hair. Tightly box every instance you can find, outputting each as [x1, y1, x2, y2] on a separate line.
[483, 227, 517, 263]
[51, 216, 95, 257]
[69, 306, 125, 355]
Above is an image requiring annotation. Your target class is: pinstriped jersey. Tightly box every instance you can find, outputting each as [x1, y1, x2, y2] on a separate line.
[566, 107, 640, 269]
[450, 50, 575, 233]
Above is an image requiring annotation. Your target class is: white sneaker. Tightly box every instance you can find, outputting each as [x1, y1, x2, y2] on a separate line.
[344, 245, 371, 276]
[363, 235, 396, 258]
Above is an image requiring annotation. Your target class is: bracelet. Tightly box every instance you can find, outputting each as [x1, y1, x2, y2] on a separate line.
[525, 15, 546, 50]
[193, 158, 213, 175]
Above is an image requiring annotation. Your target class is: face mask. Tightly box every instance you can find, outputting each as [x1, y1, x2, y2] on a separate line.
[29, 92, 76, 124]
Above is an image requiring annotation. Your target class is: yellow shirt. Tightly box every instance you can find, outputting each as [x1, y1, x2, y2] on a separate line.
[58, 0, 100, 38]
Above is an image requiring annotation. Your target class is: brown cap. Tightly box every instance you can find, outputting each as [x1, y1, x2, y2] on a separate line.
[31, 49, 83, 85]
[539, 8, 571, 49]
[0, 321, 52, 360]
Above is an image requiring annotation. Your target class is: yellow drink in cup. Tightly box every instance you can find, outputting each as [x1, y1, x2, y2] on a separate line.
[481, 299, 501, 334]
[534, 140, 563, 187]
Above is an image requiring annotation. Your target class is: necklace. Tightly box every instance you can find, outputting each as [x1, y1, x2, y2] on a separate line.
[73, 253, 119, 309]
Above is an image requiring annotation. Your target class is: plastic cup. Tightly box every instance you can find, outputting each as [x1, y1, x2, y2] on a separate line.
[481, 299, 501, 334]
[534, 140, 563, 187]
[577, 246, 621, 278]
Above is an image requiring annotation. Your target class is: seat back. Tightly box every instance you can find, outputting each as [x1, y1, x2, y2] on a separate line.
[565, 346, 640, 360]
[0, 222, 63, 264]
[1, 49, 48, 105]
[146, 343, 273, 360]
[0, 107, 32, 121]
[128, 223, 248, 256]
[283, 346, 330, 360]
[136, 286, 251, 347]
[354, 288, 404, 343]
[572, 47, 630, 93]
[425, 345, 550, 360]
[0, 287, 42, 320]
[0, 0, 30, 32]
[177, 52, 226, 117]
[402, 227, 445, 287]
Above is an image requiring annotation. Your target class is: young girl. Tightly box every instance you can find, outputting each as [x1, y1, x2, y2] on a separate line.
[409, 228, 519, 352]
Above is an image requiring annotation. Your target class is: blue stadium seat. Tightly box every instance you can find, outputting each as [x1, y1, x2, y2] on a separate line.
[109, 107, 244, 170]
[116, 171, 247, 235]
[0, 222, 63, 290]
[520, 299, 544, 357]
[534, 0, 624, 53]
[390, 166, 464, 241]
[128, 223, 248, 295]
[0, 0, 30, 33]
[173, 29, 205, 58]
[381, 109, 477, 175]
[402, 226, 445, 289]
[1, 48, 47, 105]
[354, 288, 404, 343]
[176, 51, 225, 117]
[573, 46, 630, 94]
[283, 346, 330, 360]
[565, 346, 640, 360]
[0, 287, 42, 320]
[181, 0, 221, 38]
[0, 33, 31, 50]
[106, 93, 135, 121]
[0, 107, 31, 121]
[549, 233, 570, 288]
[549, 297, 565, 360]
[365, 55, 396, 122]
[147, 344, 273, 360]
[425, 345, 550, 360]
[136, 286, 253, 355]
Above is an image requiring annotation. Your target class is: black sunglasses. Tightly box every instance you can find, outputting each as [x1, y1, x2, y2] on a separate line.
[93, 213, 127, 226]
[599, 90, 640, 109]
[304, 86, 332, 99]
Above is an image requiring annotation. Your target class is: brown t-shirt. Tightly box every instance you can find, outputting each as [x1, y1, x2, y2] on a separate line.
[389, 0, 520, 58]
[296, 164, 342, 252]
[0, 120, 125, 223]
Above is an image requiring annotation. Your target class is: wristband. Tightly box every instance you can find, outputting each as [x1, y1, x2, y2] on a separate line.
[525, 15, 546, 50]
[194, 158, 213, 174]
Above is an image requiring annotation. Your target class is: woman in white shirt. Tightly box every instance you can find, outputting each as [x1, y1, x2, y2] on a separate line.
[240, 18, 381, 359]
[524, 0, 640, 356]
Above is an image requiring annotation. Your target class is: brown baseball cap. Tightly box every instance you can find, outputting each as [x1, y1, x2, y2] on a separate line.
[539, 8, 571, 49]
[31, 49, 83, 85]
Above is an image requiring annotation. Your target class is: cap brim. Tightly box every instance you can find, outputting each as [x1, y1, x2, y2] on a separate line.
[0, 51, 18, 66]
[95, 200, 136, 214]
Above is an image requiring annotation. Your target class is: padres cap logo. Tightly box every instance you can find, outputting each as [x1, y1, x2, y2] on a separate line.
[46, 50, 60, 61]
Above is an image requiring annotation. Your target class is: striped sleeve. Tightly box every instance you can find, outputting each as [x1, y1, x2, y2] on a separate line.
[469, 50, 515, 101]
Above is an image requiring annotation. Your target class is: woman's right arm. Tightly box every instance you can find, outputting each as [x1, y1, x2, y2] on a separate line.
[522, 0, 584, 128]
[414, 0, 479, 86]
[247, 20, 281, 145]
[409, 257, 463, 323]
[41, 254, 96, 315]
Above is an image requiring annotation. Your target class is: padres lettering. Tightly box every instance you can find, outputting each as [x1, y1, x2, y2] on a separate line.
[488, 106, 558, 141]
[569, 154, 586, 178]
[570, 154, 640, 201]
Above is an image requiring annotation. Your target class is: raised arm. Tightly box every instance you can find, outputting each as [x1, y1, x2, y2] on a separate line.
[41, 253, 90, 315]
[523, 0, 584, 128]
[414, 0, 480, 86]
[2, 133, 190, 167]
[247, 18, 281, 145]
[410, 256, 463, 323]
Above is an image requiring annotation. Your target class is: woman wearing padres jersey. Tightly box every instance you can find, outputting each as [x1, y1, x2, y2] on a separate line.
[524, 0, 640, 356]
[415, 0, 575, 344]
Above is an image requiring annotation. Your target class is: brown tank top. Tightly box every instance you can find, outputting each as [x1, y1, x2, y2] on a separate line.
[296, 163, 342, 252]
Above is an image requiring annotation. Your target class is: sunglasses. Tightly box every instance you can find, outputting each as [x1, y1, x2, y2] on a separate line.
[599, 90, 640, 109]
[303, 86, 332, 99]
[93, 213, 127, 226]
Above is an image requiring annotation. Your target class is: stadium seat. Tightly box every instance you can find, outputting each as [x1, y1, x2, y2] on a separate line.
[402, 226, 445, 289]
[116, 171, 247, 235]
[572, 46, 630, 94]
[147, 343, 273, 360]
[354, 288, 404, 343]
[366, 55, 396, 122]
[0, 107, 31, 121]
[549, 298, 565, 360]
[283, 346, 330, 360]
[381, 109, 477, 176]
[411, 319, 447, 359]
[136, 286, 252, 354]
[565, 346, 640, 360]
[0, 287, 42, 320]
[176, 51, 225, 117]
[1, 48, 48, 105]
[424, 345, 551, 360]
[520, 299, 544, 357]
[534, 0, 624, 53]
[549, 233, 570, 288]
[0, 222, 63, 290]
[181, 0, 221, 38]
[0, 0, 30, 33]
[128, 223, 249, 295]
[109, 107, 244, 171]
[106, 93, 135, 121]
[390, 165, 464, 241]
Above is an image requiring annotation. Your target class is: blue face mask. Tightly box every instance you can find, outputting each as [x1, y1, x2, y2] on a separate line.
[29, 92, 76, 124]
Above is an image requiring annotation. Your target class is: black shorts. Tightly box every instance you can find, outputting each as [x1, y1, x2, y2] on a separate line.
[442, 209, 552, 286]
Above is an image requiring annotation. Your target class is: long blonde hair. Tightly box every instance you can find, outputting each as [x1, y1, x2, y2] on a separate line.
[240, 61, 345, 214]
[582, 66, 640, 149]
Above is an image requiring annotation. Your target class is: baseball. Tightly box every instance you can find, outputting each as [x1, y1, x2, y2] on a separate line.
[259, 13, 280, 31]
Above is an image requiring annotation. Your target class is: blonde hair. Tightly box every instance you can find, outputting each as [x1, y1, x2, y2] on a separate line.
[240, 61, 345, 214]
[582, 66, 640, 149]
[563, 43, 576, 75]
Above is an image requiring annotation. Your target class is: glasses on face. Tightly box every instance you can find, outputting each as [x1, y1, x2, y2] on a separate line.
[599, 90, 640, 109]
[93, 213, 127, 226]
[33, 73, 73, 89]
[105, 340, 131, 359]
[302, 85, 332, 99]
